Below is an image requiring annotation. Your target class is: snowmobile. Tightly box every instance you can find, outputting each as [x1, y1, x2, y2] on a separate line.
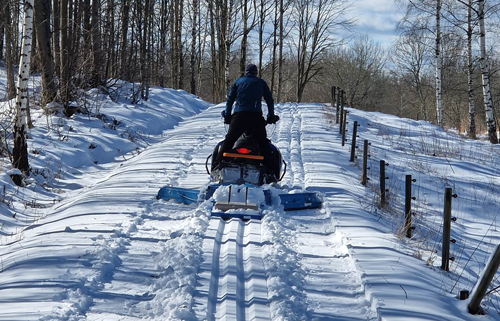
[157, 129, 322, 219]
[207, 133, 285, 186]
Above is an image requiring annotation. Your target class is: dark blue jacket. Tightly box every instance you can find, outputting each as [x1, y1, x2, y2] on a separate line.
[225, 75, 275, 117]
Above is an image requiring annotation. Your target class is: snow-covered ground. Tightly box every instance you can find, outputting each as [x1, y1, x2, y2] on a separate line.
[0, 82, 500, 320]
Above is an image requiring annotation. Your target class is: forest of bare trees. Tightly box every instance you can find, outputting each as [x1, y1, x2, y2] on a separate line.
[2, 0, 500, 178]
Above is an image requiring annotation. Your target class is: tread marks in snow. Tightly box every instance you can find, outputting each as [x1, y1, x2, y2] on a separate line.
[195, 218, 271, 321]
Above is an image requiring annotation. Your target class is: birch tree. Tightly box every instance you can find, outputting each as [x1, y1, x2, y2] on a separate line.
[399, 0, 445, 126]
[477, 0, 497, 144]
[466, 0, 476, 138]
[435, 0, 443, 127]
[12, 0, 34, 185]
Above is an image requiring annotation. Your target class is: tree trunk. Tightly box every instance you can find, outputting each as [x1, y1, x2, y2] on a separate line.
[240, 0, 249, 76]
[190, 0, 198, 94]
[177, 0, 184, 89]
[435, 0, 443, 127]
[270, 0, 278, 92]
[467, 0, 476, 138]
[12, 0, 34, 184]
[169, 0, 177, 88]
[34, 0, 56, 108]
[208, 0, 217, 101]
[60, 0, 70, 104]
[258, 0, 266, 78]
[224, 0, 234, 94]
[158, 0, 166, 87]
[3, 0, 16, 99]
[277, 0, 284, 103]
[478, 0, 497, 144]
[104, 0, 115, 79]
[52, 0, 60, 78]
[0, 22, 4, 60]
[140, 0, 150, 100]
[119, 0, 130, 81]
[91, 0, 102, 87]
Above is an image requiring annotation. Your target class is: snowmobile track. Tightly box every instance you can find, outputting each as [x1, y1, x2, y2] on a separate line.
[194, 218, 271, 321]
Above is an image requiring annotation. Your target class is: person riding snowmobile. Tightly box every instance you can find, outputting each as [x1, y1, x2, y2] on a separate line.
[216, 64, 280, 173]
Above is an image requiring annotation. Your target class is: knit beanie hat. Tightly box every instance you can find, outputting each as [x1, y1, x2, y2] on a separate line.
[245, 64, 258, 75]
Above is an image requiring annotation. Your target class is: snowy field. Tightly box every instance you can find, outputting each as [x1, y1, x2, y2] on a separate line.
[0, 82, 499, 320]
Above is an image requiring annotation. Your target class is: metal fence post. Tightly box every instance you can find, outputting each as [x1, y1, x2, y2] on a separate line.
[362, 140, 369, 185]
[404, 175, 414, 238]
[338, 91, 344, 133]
[380, 160, 388, 207]
[442, 188, 453, 271]
[350, 121, 358, 162]
[341, 110, 348, 146]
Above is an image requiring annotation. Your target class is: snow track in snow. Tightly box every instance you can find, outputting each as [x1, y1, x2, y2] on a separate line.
[194, 218, 271, 321]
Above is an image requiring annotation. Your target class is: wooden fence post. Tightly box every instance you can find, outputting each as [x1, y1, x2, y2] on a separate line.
[350, 121, 358, 162]
[362, 140, 369, 185]
[468, 244, 500, 314]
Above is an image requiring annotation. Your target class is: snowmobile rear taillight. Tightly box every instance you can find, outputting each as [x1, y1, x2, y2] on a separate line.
[236, 148, 252, 154]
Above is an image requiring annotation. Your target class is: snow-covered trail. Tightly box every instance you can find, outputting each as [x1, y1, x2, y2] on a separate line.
[0, 105, 222, 320]
[266, 103, 376, 320]
[0, 100, 379, 320]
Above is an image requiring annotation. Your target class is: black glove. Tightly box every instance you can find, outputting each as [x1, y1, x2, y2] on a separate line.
[221, 110, 231, 124]
[266, 114, 280, 124]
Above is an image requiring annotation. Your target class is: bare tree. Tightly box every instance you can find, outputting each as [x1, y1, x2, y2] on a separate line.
[392, 29, 433, 121]
[189, 0, 199, 94]
[435, 0, 443, 127]
[12, 0, 34, 185]
[331, 36, 385, 109]
[239, 0, 258, 76]
[467, 0, 476, 138]
[2, 0, 16, 99]
[477, 0, 497, 143]
[119, 0, 130, 80]
[34, 0, 56, 108]
[292, 0, 350, 102]
[60, 0, 70, 104]
[52, 0, 60, 78]
[257, 0, 272, 77]
[91, 0, 102, 87]
[277, 0, 285, 102]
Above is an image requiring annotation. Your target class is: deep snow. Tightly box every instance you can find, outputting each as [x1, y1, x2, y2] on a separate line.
[0, 82, 499, 320]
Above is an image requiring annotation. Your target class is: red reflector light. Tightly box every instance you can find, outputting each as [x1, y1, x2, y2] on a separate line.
[236, 148, 252, 154]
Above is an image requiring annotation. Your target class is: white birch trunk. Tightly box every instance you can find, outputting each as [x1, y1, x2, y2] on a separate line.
[467, 0, 476, 138]
[12, 0, 34, 179]
[435, 0, 443, 127]
[478, 0, 498, 143]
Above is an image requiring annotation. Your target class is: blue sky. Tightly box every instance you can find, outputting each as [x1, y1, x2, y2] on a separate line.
[348, 0, 403, 47]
